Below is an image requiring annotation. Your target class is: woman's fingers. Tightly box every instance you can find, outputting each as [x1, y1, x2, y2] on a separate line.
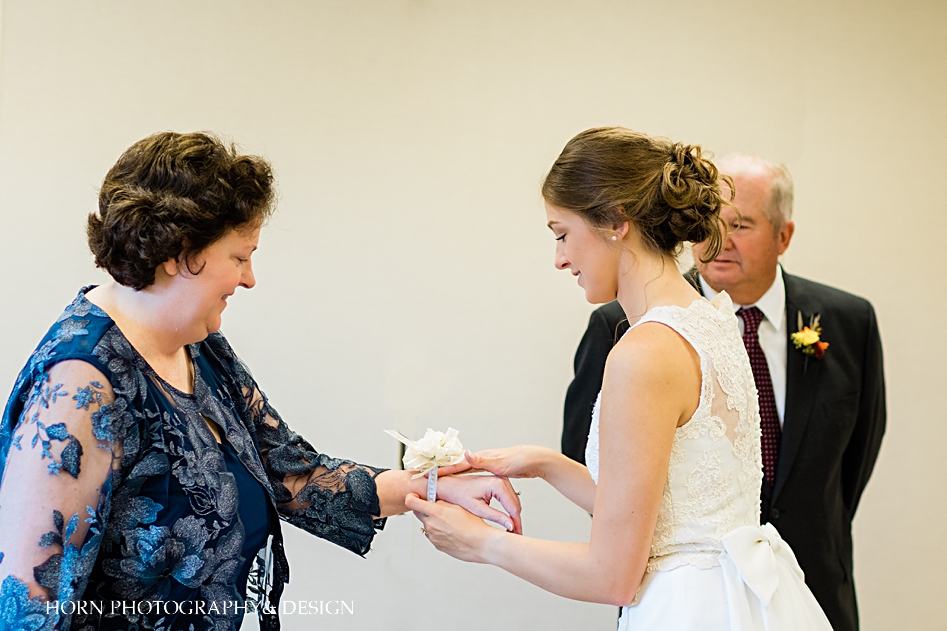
[466, 450, 505, 475]
[468, 448, 535, 478]
[465, 450, 484, 469]
[410, 495, 509, 563]
[435, 458, 473, 476]
[490, 478, 523, 534]
[463, 499, 515, 533]
[405, 493, 432, 518]
[451, 476, 522, 534]
[438, 450, 494, 476]
[438, 448, 530, 478]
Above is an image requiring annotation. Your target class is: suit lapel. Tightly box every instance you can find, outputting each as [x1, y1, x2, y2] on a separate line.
[684, 267, 702, 293]
[773, 272, 823, 500]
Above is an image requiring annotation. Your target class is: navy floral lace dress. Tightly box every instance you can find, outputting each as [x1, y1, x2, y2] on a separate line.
[0, 288, 387, 631]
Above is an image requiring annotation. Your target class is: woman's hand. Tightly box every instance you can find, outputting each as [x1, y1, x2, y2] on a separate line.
[437, 445, 560, 480]
[405, 494, 506, 564]
[435, 473, 523, 534]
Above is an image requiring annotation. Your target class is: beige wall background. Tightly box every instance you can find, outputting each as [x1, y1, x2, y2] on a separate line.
[1, 1, 944, 629]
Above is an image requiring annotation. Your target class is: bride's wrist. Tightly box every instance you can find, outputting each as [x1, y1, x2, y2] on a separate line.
[536, 448, 566, 481]
[478, 525, 511, 565]
[535, 449, 554, 480]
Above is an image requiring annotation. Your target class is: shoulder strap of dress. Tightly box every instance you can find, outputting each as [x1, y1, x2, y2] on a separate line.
[627, 303, 711, 362]
[629, 304, 691, 334]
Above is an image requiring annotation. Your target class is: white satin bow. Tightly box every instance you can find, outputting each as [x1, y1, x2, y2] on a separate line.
[721, 523, 805, 606]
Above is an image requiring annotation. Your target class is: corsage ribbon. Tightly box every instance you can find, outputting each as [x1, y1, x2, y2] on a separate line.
[384, 428, 465, 502]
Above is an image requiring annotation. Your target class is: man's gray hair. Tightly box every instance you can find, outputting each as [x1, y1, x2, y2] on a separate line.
[715, 154, 793, 231]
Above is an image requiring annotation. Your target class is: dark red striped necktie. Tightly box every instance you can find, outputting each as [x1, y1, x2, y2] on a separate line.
[738, 306, 781, 486]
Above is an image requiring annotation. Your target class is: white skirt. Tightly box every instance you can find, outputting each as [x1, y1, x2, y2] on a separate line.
[618, 524, 833, 631]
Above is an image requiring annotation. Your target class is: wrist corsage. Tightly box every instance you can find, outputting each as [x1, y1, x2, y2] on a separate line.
[385, 428, 465, 502]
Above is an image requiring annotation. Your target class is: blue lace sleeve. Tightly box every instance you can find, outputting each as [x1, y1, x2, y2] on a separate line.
[246, 385, 387, 556]
[203, 336, 388, 557]
[0, 360, 122, 631]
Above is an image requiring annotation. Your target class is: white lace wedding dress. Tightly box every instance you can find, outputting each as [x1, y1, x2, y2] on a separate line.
[585, 293, 833, 630]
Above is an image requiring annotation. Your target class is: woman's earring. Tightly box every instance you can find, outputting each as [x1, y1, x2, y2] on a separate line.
[611, 235, 618, 241]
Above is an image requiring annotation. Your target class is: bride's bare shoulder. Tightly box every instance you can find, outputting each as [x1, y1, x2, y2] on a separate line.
[603, 321, 700, 392]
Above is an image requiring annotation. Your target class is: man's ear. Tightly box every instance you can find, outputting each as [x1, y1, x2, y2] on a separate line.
[776, 220, 795, 255]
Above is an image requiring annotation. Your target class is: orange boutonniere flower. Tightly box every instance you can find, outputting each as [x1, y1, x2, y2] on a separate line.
[791, 312, 829, 361]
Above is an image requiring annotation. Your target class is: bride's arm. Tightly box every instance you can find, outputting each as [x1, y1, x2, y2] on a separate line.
[539, 452, 598, 513]
[453, 446, 597, 513]
[408, 323, 696, 605]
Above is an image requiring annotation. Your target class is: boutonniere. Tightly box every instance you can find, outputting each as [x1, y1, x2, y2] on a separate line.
[792, 312, 829, 371]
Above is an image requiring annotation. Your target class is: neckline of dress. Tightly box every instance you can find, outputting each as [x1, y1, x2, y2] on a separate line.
[75, 287, 253, 456]
[628, 294, 720, 330]
[76, 286, 199, 400]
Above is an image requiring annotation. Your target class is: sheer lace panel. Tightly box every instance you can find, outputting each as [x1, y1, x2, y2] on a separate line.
[585, 293, 763, 576]
[0, 360, 118, 604]
[241, 384, 385, 534]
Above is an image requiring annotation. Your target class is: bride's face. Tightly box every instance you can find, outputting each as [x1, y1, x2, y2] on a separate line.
[545, 202, 622, 304]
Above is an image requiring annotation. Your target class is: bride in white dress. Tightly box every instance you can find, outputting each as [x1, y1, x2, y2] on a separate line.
[406, 127, 833, 630]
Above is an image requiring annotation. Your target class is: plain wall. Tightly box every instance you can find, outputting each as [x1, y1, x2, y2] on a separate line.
[1, 1, 944, 629]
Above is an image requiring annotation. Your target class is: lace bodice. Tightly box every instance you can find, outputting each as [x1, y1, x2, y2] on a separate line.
[585, 292, 762, 573]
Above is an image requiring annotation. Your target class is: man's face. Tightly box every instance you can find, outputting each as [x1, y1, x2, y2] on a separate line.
[692, 170, 794, 304]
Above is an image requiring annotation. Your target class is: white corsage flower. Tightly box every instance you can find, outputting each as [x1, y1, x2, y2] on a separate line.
[385, 428, 465, 479]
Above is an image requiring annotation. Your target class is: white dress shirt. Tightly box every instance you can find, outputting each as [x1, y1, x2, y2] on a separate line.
[699, 265, 788, 426]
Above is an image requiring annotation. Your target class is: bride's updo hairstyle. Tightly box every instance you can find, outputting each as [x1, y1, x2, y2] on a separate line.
[542, 127, 731, 263]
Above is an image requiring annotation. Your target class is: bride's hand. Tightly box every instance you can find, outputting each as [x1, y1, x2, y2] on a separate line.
[435, 472, 523, 534]
[437, 445, 559, 479]
[405, 493, 506, 564]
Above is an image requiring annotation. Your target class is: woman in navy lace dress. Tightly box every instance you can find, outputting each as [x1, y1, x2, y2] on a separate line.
[0, 132, 521, 631]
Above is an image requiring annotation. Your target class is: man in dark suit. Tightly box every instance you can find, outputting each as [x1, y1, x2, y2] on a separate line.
[562, 155, 885, 631]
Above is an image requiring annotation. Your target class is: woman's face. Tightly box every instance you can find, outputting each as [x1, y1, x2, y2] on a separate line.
[168, 225, 260, 341]
[545, 202, 621, 304]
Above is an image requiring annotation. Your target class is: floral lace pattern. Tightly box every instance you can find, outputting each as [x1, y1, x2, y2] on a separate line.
[0, 288, 387, 631]
[585, 293, 763, 575]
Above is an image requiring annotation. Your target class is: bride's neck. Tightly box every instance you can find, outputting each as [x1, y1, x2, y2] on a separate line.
[615, 250, 699, 325]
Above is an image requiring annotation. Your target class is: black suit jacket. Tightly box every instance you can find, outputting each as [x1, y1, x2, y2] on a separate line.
[561, 268, 886, 631]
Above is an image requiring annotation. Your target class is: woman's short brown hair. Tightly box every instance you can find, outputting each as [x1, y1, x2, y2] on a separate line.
[87, 131, 275, 290]
[542, 127, 731, 262]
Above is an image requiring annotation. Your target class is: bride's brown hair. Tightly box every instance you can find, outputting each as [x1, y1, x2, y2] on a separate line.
[541, 127, 732, 263]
